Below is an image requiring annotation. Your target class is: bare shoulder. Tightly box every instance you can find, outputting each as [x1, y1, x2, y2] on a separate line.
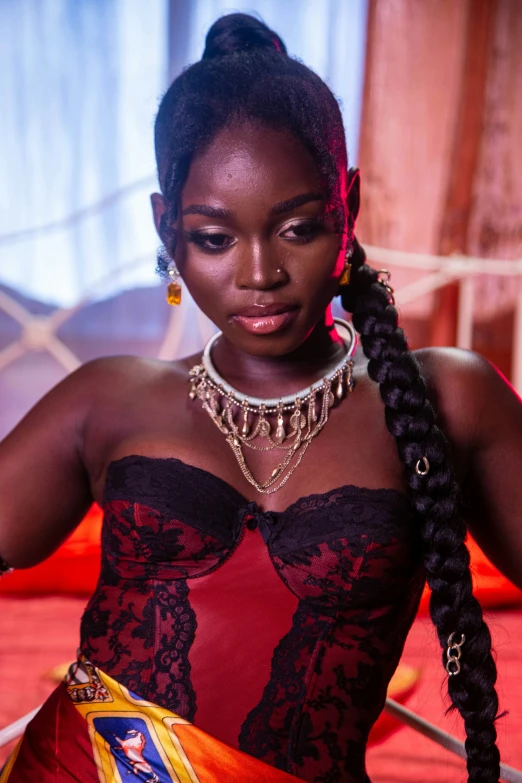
[412, 346, 519, 452]
[2, 353, 194, 471]
[78, 354, 201, 475]
[1, 353, 192, 462]
[413, 346, 496, 401]
[67, 354, 191, 399]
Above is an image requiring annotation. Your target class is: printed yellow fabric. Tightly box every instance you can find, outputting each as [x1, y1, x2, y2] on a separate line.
[65, 657, 303, 783]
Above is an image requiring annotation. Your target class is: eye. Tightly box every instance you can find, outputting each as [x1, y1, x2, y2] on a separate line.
[279, 219, 323, 244]
[184, 230, 236, 253]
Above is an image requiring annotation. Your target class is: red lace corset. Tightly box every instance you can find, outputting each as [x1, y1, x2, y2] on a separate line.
[80, 455, 424, 783]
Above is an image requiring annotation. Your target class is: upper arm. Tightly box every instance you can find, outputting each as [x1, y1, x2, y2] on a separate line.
[0, 362, 97, 568]
[416, 347, 522, 588]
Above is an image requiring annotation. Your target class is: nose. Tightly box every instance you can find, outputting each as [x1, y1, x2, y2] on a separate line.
[235, 242, 287, 290]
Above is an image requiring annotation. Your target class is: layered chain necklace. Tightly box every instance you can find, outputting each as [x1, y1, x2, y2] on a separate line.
[188, 318, 357, 494]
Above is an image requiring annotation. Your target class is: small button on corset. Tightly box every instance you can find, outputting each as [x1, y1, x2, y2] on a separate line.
[242, 502, 275, 543]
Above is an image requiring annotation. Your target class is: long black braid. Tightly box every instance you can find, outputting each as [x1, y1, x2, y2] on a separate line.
[342, 240, 501, 780]
[154, 13, 502, 781]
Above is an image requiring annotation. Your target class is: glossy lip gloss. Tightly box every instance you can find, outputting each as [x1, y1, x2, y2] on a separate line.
[231, 304, 299, 335]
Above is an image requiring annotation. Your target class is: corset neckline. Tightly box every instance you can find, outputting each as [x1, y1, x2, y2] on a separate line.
[103, 453, 409, 517]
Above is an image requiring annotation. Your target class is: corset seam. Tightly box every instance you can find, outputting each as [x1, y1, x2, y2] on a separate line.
[287, 613, 334, 774]
[186, 512, 248, 580]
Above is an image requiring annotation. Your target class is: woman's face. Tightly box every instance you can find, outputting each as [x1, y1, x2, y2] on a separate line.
[153, 122, 357, 358]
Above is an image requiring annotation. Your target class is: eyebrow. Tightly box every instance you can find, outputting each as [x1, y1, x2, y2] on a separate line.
[181, 192, 325, 220]
[269, 192, 325, 215]
[182, 205, 232, 218]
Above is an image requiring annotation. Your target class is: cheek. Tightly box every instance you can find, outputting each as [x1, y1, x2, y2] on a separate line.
[176, 238, 231, 288]
[184, 265, 230, 306]
[178, 253, 233, 322]
[290, 242, 343, 288]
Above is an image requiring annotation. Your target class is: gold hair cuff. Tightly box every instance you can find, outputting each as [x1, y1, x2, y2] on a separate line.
[446, 632, 465, 676]
[376, 269, 395, 303]
[415, 457, 430, 476]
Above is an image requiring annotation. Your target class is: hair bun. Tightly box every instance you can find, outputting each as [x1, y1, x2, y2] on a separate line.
[202, 13, 287, 60]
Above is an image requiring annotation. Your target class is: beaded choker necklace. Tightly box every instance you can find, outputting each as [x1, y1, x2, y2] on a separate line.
[188, 318, 357, 494]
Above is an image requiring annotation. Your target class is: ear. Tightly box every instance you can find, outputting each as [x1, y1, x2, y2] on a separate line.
[346, 167, 360, 225]
[150, 192, 166, 239]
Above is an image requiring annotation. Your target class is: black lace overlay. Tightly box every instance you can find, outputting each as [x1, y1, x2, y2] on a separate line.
[238, 601, 331, 769]
[79, 455, 424, 783]
[238, 495, 424, 783]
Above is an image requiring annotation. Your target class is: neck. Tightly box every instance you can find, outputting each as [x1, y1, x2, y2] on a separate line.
[210, 307, 347, 399]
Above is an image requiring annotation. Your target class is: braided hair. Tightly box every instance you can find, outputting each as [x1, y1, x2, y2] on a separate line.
[154, 13, 502, 781]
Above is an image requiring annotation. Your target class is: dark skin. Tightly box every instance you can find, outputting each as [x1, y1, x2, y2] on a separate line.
[1, 122, 522, 594]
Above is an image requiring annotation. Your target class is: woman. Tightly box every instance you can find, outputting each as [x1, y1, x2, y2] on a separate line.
[1, 13, 521, 783]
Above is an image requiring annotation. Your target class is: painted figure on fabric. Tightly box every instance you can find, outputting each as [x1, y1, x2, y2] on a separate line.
[113, 730, 160, 783]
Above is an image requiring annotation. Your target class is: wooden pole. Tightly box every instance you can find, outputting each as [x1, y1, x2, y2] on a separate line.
[512, 292, 522, 394]
[385, 698, 522, 783]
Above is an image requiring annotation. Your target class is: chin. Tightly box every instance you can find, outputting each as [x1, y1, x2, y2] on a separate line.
[225, 323, 314, 358]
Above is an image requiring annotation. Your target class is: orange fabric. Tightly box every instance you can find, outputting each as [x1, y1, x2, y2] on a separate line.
[169, 722, 302, 782]
[0, 505, 103, 596]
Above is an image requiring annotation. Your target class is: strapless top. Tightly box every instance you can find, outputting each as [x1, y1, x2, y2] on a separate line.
[80, 455, 424, 783]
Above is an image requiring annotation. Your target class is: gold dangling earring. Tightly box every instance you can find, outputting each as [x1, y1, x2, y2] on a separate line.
[376, 269, 395, 304]
[340, 244, 353, 287]
[166, 259, 182, 306]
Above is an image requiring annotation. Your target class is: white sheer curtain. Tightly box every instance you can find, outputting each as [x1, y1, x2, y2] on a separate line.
[0, 0, 167, 307]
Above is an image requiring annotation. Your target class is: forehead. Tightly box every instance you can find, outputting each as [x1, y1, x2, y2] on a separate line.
[181, 122, 324, 207]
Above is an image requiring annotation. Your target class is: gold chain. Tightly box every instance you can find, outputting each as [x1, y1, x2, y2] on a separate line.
[188, 330, 356, 494]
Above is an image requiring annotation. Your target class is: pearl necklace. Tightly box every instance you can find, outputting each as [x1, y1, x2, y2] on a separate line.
[188, 318, 357, 494]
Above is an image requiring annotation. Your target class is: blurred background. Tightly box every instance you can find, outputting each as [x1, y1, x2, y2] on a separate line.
[0, 1, 521, 781]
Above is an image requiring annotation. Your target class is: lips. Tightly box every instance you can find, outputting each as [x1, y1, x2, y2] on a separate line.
[233, 302, 298, 318]
[231, 303, 299, 336]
